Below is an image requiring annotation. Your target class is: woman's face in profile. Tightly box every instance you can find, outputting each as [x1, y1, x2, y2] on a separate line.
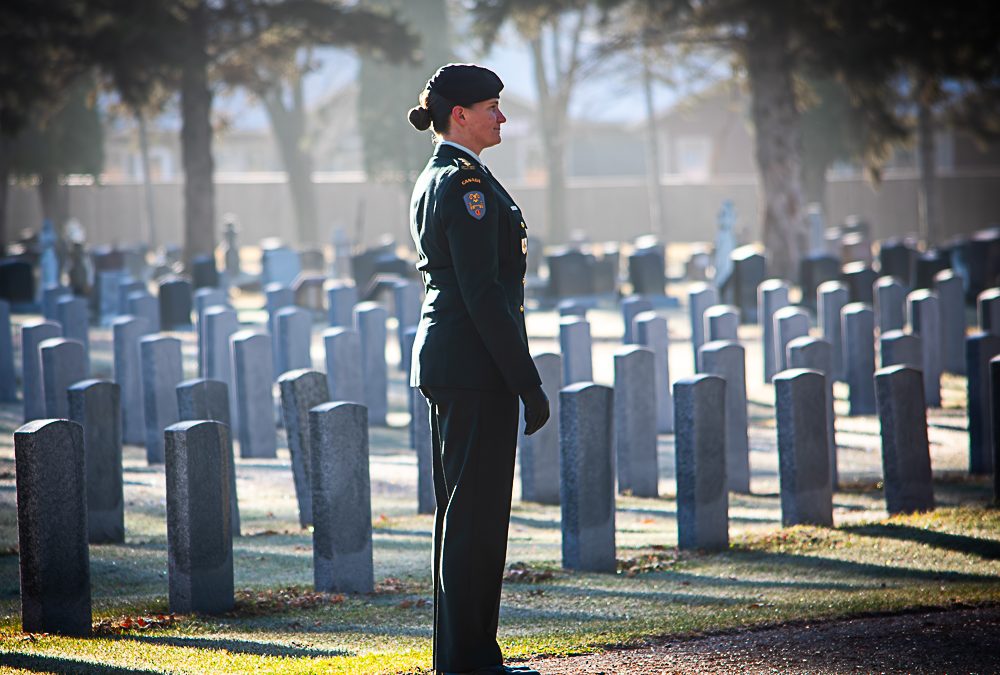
[461, 98, 506, 150]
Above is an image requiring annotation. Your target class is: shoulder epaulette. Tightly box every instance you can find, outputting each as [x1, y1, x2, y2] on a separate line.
[456, 158, 477, 171]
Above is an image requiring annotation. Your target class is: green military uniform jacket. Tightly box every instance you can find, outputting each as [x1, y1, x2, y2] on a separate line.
[409, 143, 541, 394]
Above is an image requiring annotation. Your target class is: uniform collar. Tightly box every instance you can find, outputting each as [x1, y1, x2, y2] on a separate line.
[436, 140, 488, 171]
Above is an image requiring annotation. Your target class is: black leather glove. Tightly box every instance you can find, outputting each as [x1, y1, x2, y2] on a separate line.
[520, 384, 550, 436]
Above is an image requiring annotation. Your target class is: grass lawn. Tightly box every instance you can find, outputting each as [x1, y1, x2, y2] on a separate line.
[0, 482, 997, 674]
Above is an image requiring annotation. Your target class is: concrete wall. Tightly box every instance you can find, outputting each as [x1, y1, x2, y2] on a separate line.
[6, 170, 999, 250]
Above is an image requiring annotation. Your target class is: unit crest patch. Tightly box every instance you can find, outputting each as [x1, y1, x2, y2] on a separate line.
[457, 158, 477, 170]
[463, 191, 486, 220]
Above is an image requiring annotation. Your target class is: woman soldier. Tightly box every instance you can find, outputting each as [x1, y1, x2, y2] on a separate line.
[407, 63, 549, 675]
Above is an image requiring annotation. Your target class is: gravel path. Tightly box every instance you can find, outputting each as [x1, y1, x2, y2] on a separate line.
[524, 605, 1000, 674]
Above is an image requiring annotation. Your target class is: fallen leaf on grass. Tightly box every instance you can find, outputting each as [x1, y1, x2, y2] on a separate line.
[375, 577, 409, 594]
[504, 562, 555, 584]
[397, 598, 429, 609]
[92, 613, 177, 635]
[617, 547, 683, 576]
[232, 587, 345, 616]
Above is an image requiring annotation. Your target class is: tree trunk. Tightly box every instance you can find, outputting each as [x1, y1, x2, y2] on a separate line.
[0, 137, 10, 257]
[530, 36, 568, 244]
[37, 168, 61, 227]
[641, 53, 665, 238]
[284, 150, 318, 246]
[744, 21, 806, 280]
[802, 160, 828, 217]
[916, 89, 938, 246]
[180, 2, 216, 268]
[37, 168, 70, 276]
[137, 109, 158, 250]
[544, 136, 568, 243]
[264, 95, 319, 246]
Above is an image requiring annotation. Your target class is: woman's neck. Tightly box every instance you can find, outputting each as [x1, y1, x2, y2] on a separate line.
[439, 133, 484, 157]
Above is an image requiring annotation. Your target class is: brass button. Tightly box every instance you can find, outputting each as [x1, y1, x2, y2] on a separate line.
[522, 278, 526, 286]
[520, 222, 526, 229]
[519, 305, 524, 313]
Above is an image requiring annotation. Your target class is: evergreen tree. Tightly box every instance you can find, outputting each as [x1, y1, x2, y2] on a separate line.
[9, 74, 104, 232]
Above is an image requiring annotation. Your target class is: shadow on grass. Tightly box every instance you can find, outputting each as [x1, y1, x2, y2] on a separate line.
[509, 515, 561, 530]
[508, 550, 1000, 612]
[500, 603, 660, 623]
[844, 523, 1000, 560]
[530, 585, 749, 606]
[725, 549, 1000, 583]
[930, 421, 968, 432]
[376, 528, 432, 539]
[0, 653, 158, 674]
[228, 461, 291, 472]
[618, 505, 780, 526]
[288, 622, 431, 638]
[111, 633, 353, 658]
[121, 465, 169, 475]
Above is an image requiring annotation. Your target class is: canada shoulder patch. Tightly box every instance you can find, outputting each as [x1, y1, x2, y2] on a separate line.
[463, 191, 486, 220]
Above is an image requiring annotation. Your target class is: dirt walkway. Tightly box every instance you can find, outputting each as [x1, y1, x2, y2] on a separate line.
[523, 605, 1000, 674]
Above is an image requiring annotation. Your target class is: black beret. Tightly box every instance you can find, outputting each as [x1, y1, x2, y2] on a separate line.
[426, 63, 503, 106]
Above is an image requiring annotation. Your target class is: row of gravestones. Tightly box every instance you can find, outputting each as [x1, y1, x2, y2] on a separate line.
[13, 387, 374, 635]
[6, 258, 993, 498]
[4, 266, 423, 427]
[6, 267, 428, 635]
[10, 258, 989, 510]
[544, 238, 702, 301]
[0, 241, 153, 308]
[698, 269, 1000, 479]
[4, 273, 424, 533]
[684, 224, 1000, 332]
[6, 272, 990, 636]
[542, 269, 996, 500]
[509, 360, 936, 574]
[16, 348, 937, 637]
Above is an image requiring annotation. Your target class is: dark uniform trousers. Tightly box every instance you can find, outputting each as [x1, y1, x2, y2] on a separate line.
[409, 143, 540, 673]
[422, 386, 519, 672]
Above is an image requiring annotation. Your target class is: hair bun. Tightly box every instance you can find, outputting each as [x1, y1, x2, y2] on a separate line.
[408, 106, 432, 131]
